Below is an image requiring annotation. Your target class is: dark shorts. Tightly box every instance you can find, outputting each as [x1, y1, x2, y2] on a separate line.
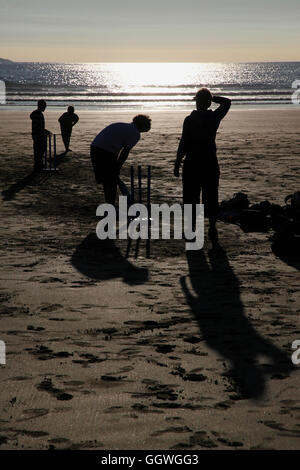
[182, 158, 220, 217]
[61, 127, 72, 137]
[90, 146, 118, 184]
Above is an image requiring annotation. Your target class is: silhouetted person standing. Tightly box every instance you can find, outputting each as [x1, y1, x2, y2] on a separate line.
[30, 99, 49, 172]
[174, 88, 231, 241]
[58, 105, 79, 154]
[90, 115, 151, 205]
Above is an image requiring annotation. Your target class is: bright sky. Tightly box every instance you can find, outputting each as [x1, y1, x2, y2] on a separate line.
[0, 0, 299, 62]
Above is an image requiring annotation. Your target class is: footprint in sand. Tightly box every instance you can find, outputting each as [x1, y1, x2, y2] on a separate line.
[37, 378, 73, 401]
[150, 426, 192, 437]
[17, 408, 49, 422]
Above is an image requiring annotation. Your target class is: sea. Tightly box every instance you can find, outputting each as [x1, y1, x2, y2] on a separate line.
[0, 61, 299, 110]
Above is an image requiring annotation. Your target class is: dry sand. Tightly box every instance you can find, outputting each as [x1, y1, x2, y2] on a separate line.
[0, 107, 299, 450]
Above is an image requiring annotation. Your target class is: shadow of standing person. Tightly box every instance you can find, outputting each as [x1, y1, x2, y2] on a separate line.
[276, 255, 300, 272]
[181, 243, 294, 400]
[2, 170, 52, 201]
[1, 150, 73, 202]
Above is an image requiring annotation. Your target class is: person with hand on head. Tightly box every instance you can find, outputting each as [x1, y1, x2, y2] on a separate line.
[90, 115, 151, 205]
[30, 99, 50, 172]
[174, 88, 231, 242]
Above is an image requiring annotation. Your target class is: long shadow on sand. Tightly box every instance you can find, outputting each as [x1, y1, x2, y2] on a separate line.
[277, 255, 300, 272]
[181, 243, 294, 400]
[1, 153, 66, 202]
[71, 232, 148, 285]
[2, 171, 51, 201]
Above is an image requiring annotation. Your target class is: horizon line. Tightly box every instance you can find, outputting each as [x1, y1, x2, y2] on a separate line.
[1, 59, 300, 65]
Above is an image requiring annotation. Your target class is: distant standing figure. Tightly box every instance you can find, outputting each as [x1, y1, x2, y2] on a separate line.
[58, 106, 79, 154]
[30, 99, 50, 172]
[174, 88, 231, 241]
[90, 115, 151, 205]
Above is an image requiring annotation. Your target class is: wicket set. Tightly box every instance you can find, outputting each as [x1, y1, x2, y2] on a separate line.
[44, 133, 58, 171]
[130, 165, 151, 212]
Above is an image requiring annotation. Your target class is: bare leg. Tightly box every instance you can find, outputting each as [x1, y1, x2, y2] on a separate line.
[62, 133, 71, 153]
[103, 180, 118, 205]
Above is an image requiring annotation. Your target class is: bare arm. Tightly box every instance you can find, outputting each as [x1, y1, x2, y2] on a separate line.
[117, 146, 131, 173]
[212, 95, 231, 121]
[72, 114, 79, 127]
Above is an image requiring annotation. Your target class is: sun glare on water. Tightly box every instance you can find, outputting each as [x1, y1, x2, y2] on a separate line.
[88, 62, 226, 93]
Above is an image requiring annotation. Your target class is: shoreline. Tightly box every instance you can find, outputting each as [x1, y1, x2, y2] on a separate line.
[1, 103, 298, 113]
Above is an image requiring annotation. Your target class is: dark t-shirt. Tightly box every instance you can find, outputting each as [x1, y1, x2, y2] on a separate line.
[30, 109, 45, 140]
[58, 112, 79, 134]
[177, 97, 231, 171]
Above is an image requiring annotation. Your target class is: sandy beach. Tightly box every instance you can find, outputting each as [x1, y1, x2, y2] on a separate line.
[0, 107, 299, 450]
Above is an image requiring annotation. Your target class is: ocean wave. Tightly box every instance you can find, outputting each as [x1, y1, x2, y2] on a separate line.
[5, 96, 293, 104]
[1, 61, 298, 109]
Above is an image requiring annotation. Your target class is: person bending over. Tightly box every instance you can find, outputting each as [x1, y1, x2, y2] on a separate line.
[90, 115, 151, 205]
[174, 88, 231, 241]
